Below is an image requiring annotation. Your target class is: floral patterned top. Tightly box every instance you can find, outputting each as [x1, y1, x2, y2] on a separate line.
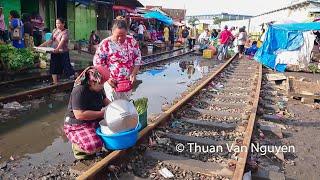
[93, 35, 142, 81]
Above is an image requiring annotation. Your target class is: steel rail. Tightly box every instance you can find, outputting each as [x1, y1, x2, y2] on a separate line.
[77, 54, 239, 180]
[0, 48, 184, 87]
[0, 50, 193, 104]
[232, 63, 262, 180]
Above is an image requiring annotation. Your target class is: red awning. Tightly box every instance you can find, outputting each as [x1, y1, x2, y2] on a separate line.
[113, 5, 136, 13]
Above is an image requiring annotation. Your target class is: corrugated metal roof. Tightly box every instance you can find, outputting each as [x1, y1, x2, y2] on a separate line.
[115, 0, 143, 8]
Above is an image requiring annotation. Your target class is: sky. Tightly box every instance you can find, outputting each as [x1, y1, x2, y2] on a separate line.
[138, 0, 294, 16]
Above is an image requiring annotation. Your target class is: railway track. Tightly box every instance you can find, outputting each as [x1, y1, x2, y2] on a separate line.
[0, 48, 191, 104]
[0, 48, 183, 88]
[76, 55, 262, 180]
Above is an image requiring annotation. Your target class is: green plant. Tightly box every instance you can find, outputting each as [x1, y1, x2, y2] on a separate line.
[308, 64, 319, 74]
[0, 45, 35, 71]
[9, 48, 35, 70]
[0, 44, 16, 69]
[133, 97, 148, 114]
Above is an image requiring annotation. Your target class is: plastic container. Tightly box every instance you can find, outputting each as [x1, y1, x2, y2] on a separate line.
[257, 41, 262, 48]
[203, 49, 213, 59]
[103, 99, 138, 135]
[147, 44, 153, 53]
[96, 123, 141, 150]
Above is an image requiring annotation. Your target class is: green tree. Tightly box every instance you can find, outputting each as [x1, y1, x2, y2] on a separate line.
[188, 17, 200, 27]
[213, 17, 227, 25]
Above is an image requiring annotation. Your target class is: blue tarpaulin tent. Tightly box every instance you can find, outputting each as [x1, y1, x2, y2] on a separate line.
[143, 11, 173, 25]
[146, 68, 166, 76]
[254, 22, 320, 72]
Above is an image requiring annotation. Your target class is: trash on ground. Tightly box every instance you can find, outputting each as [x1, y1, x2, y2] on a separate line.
[266, 73, 286, 81]
[3, 102, 25, 110]
[159, 167, 174, 178]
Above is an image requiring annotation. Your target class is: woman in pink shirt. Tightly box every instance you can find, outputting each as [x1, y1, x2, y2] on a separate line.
[93, 17, 141, 100]
[39, 18, 75, 84]
[0, 7, 6, 42]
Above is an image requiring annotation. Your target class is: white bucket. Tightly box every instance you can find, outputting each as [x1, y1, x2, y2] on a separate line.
[147, 44, 153, 53]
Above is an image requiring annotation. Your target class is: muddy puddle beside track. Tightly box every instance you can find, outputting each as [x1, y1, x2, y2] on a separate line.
[0, 54, 220, 178]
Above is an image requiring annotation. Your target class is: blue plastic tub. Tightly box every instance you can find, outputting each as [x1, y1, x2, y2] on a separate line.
[96, 123, 141, 150]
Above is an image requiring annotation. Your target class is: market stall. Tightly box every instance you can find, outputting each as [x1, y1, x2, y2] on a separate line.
[254, 22, 320, 72]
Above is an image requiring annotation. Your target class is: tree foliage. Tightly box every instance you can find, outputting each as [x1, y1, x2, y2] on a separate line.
[213, 17, 228, 25]
[188, 17, 200, 26]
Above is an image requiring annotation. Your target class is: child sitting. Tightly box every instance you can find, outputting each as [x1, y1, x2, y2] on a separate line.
[245, 41, 258, 58]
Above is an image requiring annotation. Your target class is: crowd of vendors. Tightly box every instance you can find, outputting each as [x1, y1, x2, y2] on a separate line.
[125, 15, 260, 62]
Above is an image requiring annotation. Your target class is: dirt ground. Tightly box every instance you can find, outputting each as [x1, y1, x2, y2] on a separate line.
[284, 101, 320, 180]
[283, 72, 320, 180]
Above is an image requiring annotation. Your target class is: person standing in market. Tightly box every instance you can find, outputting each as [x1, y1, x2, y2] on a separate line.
[169, 25, 175, 49]
[64, 66, 110, 160]
[181, 26, 189, 49]
[237, 27, 248, 58]
[137, 21, 144, 41]
[163, 25, 170, 48]
[22, 14, 34, 48]
[189, 26, 197, 50]
[9, 10, 24, 48]
[89, 30, 100, 54]
[211, 29, 218, 39]
[93, 16, 142, 101]
[39, 18, 75, 84]
[31, 12, 44, 46]
[217, 25, 233, 61]
[177, 26, 183, 41]
[0, 6, 6, 43]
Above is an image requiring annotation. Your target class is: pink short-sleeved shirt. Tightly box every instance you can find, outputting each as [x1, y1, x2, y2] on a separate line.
[52, 28, 69, 52]
[93, 35, 142, 81]
[220, 29, 233, 45]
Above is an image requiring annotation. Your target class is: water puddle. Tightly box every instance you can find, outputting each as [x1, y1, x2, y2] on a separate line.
[0, 54, 220, 177]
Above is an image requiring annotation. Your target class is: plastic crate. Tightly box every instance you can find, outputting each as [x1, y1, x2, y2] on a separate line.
[203, 49, 213, 59]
